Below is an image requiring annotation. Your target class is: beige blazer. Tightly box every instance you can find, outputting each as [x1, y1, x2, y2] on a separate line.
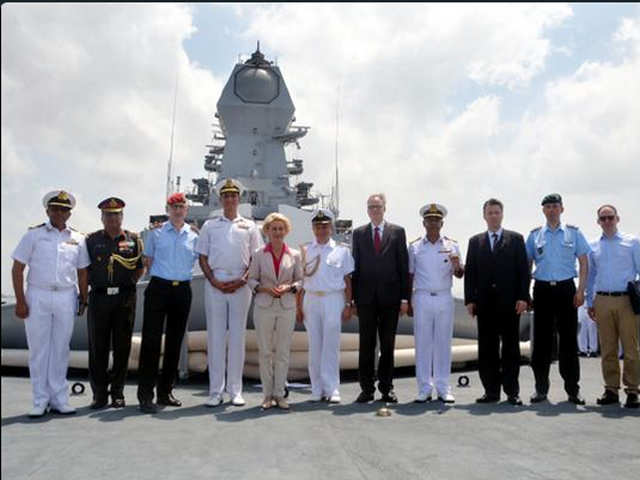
[248, 245, 303, 310]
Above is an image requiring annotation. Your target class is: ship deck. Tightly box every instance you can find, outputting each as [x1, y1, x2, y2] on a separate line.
[2, 358, 638, 480]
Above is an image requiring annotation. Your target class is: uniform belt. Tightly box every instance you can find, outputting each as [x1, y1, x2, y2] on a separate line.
[596, 291, 627, 297]
[535, 279, 573, 287]
[306, 290, 342, 296]
[30, 285, 75, 292]
[150, 276, 190, 287]
[415, 289, 450, 296]
[91, 286, 136, 295]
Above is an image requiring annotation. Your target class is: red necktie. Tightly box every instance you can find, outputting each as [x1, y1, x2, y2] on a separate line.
[374, 226, 381, 254]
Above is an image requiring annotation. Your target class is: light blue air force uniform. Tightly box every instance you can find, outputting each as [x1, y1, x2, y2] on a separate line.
[144, 221, 198, 281]
[526, 223, 591, 281]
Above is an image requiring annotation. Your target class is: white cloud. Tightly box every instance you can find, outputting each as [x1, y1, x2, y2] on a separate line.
[1, 4, 223, 291]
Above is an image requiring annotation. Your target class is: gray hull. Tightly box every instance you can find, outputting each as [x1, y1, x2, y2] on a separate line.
[1, 276, 531, 352]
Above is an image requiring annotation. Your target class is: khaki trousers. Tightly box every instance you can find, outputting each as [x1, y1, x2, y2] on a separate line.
[254, 303, 295, 399]
[594, 295, 640, 394]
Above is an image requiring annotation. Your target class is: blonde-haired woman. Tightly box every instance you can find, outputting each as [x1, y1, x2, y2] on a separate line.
[248, 213, 303, 410]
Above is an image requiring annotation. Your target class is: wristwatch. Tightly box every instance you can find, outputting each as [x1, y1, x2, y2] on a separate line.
[290, 285, 297, 294]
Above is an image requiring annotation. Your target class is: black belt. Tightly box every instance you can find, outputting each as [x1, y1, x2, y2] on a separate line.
[535, 279, 574, 287]
[150, 276, 190, 287]
[597, 291, 627, 297]
[91, 286, 135, 295]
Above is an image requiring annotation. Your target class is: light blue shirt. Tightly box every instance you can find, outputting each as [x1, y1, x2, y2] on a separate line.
[586, 231, 640, 307]
[144, 221, 198, 281]
[526, 223, 591, 281]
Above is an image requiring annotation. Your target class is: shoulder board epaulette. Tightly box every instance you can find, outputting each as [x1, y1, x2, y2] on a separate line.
[444, 236, 457, 243]
[29, 223, 45, 230]
[530, 226, 542, 233]
[124, 230, 139, 238]
[69, 226, 85, 235]
[566, 224, 578, 229]
[410, 236, 421, 244]
[189, 225, 200, 234]
[300, 241, 312, 248]
[337, 241, 350, 248]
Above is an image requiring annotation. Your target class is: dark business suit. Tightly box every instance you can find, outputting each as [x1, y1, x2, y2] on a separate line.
[352, 222, 409, 395]
[464, 229, 529, 397]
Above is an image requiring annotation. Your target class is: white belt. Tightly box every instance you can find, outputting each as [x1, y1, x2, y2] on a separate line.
[306, 290, 342, 296]
[29, 284, 75, 292]
[213, 268, 246, 282]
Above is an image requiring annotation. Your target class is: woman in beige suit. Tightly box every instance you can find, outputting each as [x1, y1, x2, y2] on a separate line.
[248, 213, 303, 410]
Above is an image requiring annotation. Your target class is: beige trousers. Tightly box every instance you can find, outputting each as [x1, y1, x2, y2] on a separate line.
[254, 303, 295, 399]
[594, 294, 640, 394]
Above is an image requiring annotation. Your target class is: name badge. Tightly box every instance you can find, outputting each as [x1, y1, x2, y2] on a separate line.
[237, 224, 250, 230]
[65, 239, 79, 246]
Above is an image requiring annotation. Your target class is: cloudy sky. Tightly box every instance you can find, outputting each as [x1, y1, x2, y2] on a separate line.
[2, 3, 639, 296]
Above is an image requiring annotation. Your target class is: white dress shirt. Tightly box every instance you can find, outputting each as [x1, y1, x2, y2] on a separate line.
[11, 221, 90, 289]
[303, 239, 354, 292]
[408, 235, 461, 292]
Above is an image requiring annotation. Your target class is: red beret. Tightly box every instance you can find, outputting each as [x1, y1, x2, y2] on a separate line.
[167, 192, 187, 205]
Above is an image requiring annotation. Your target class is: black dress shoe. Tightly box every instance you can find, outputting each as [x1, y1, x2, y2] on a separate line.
[90, 398, 109, 410]
[596, 390, 619, 405]
[355, 391, 374, 403]
[380, 391, 398, 403]
[624, 393, 639, 409]
[476, 394, 500, 404]
[530, 392, 548, 403]
[139, 400, 158, 414]
[568, 393, 586, 405]
[157, 393, 182, 407]
[507, 396, 523, 406]
[111, 398, 126, 409]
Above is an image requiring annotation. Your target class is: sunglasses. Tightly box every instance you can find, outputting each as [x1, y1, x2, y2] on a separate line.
[599, 215, 616, 221]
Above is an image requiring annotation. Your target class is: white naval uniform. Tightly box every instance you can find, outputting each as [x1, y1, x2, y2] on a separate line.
[302, 239, 354, 398]
[195, 215, 263, 397]
[408, 235, 461, 397]
[577, 304, 598, 354]
[11, 221, 90, 409]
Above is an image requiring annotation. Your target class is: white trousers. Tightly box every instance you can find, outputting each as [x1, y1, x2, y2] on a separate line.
[303, 291, 344, 397]
[254, 303, 295, 399]
[578, 314, 598, 353]
[205, 282, 252, 397]
[24, 286, 76, 409]
[413, 291, 454, 396]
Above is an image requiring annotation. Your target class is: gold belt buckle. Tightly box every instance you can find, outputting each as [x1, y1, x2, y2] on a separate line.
[550, 281, 557, 286]
[107, 287, 119, 295]
[172, 281, 179, 286]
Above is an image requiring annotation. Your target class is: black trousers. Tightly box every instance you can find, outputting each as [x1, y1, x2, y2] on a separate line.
[137, 278, 192, 402]
[531, 280, 580, 396]
[357, 301, 399, 395]
[477, 292, 521, 397]
[87, 289, 136, 400]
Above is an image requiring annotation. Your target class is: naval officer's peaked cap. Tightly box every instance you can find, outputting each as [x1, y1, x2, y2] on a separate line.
[311, 208, 334, 224]
[43, 190, 76, 210]
[216, 178, 244, 196]
[541, 193, 563, 206]
[419, 203, 447, 219]
[98, 197, 125, 213]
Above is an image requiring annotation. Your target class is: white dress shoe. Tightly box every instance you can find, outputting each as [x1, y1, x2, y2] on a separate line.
[414, 392, 432, 403]
[438, 393, 455, 404]
[51, 404, 76, 414]
[309, 394, 324, 402]
[231, 395, 246, 406]
[328, 394, 341, 404]
[204, 395, 223, 407]
[28, 405, 48, 418]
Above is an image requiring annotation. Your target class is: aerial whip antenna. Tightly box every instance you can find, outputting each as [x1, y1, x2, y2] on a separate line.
[166, 74, 179, 200]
